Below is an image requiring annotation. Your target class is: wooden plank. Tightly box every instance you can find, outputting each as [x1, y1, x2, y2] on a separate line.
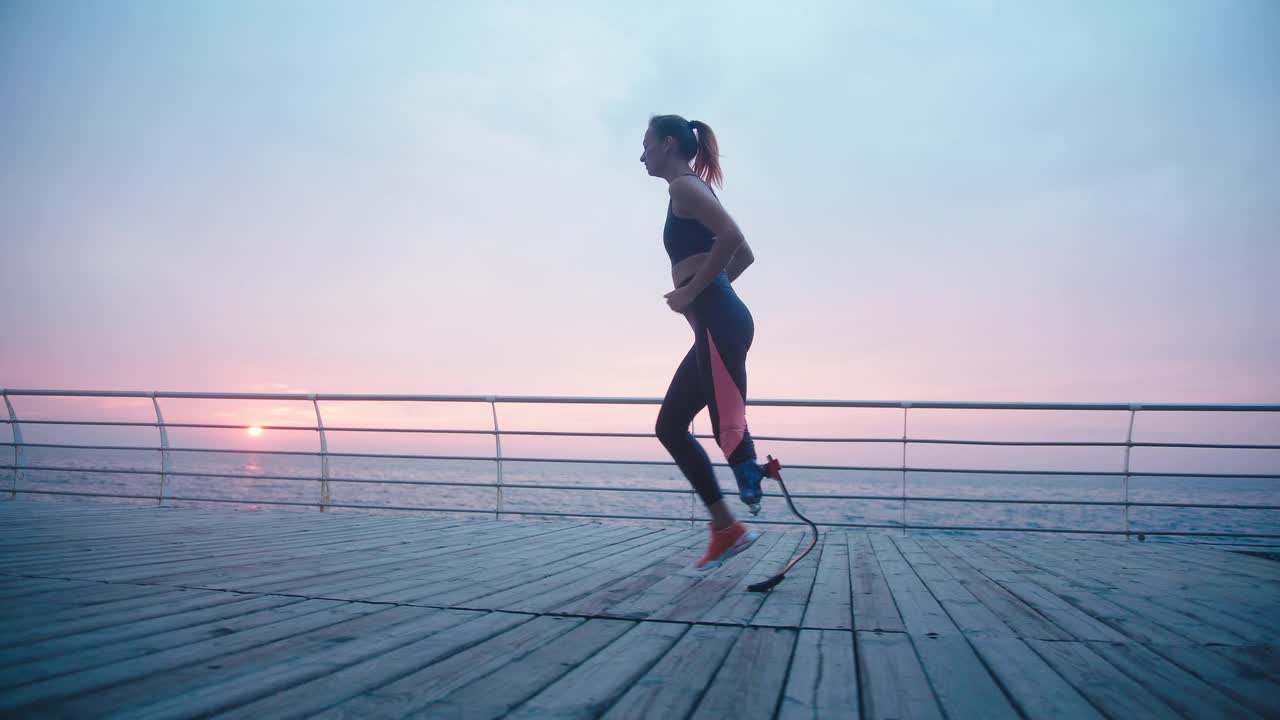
[870, 537, 1020, 719]
[688, 626, 797, 720]
[967, 638, 1105, 720]
[986, 537, 1278, 645]
[1044, 556, 1254, 645]
[0, 598, 359, 713]
[1085, 640, 1265, 720]
[890, 537, 947, 580]
[125, 609, 531, 720]
[32, 515, 465, 571]
[1152, 643, 1280, 717]
[847, 532, 906, 634]
[5, 497, 141, 508]
[0, 514, 424, 573]
[234, 614, 579, 719]
[994, 581, 1130, 643]
[982, 538, 1251, 646]
[1, 588, 248, 647]
[801, 530, 852, 630]
[868, 534, 956, 638]
[0, 508, 329, 552]
[585, 534, 735, 620]
[1025, 537, 1280, 615]
[0, 572, 48, 588]
[343, 524, 638, 605]
[991, 536, 1271, 640]
[906, 538, 1019, 639]
[522, 529, 704, 614]
[1024, 639, 1181, 719]
[0, 511, 228, 544]
[474, 528, 696, 612]
[0, 516, 336, 561]
[224, 521, 588, 596]
[1181, 597, 1280, 642]
[918, 537, 1074, 641]
[0, 577, 102, 601]
[0, 528, 331, 571]
[3, 584, 229, 629]
[2, 580, 177, 615]
[451, 528, 684, 611]
[132, 518, 490, 580]
[60, 519, 494, 585]
[501, 621, 688, 720]
[555, 531, 707, 618]
[476, 527, 701, 609]
[408, 526, 660, 607]
[598, 623, 741, 720]
[750, 530, 824, 628]
[944, 539, 1128, 642]
[1213, 642, 1280, 679]
[856, 631, 944, 720]
[913, 635, 1021, 720]
[406, 618, 637, 720]
[0, 594, 309, 681]
[1133, 540, 1280, 580]
[0, 521, 427, 583]
[207, 522, 602, 601]
[777, 629, 858, 720]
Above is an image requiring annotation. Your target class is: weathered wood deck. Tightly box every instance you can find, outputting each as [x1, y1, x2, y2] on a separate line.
[0, 501, 1276, 719]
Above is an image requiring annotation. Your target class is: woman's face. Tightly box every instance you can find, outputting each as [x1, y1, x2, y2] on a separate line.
[640, 127, 672, 177]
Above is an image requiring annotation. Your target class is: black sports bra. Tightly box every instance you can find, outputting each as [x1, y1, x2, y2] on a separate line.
[662, 174, 716, 264]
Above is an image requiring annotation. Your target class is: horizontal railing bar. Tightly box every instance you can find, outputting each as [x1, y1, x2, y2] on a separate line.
[754, 438, 1280, 449]
[2, 454, 1277, 480]
[3, 443, 319, 455]
[4, 422, 1277, 452]
[10, 490, 1280, 538]
[0, 419, 498, 434]
[5, 389, 1280, 412]
[6, 465, 1279, 510]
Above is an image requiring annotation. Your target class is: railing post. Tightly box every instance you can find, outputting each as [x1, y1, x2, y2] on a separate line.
[311, 396, 331, 512]
[901, 403, 910, 536]
[1122, 405, 1139, 540]
[151, 394, 171, 505]
[2, 391, 22, 499]
[490, 397, 503, 520]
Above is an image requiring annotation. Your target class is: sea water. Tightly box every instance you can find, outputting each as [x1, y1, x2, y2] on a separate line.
[5, 446, 1277, 542]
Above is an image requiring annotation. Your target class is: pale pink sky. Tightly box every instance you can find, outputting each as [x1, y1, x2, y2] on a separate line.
[2, 1, 1277, 411]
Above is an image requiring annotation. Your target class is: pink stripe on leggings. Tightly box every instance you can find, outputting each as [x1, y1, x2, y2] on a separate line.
[706, 328, 746, 458]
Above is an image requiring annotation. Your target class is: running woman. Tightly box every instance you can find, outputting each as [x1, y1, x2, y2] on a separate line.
[642, 114, 765, 570]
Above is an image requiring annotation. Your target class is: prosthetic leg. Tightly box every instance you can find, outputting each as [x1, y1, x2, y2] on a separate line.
[743, 455, 820, 592]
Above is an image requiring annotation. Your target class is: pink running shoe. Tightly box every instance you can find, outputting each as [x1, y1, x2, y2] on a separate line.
[695, 520, 760, 571]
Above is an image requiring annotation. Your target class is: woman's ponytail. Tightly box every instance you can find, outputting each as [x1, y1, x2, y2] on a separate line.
[687, 120, 722, 189]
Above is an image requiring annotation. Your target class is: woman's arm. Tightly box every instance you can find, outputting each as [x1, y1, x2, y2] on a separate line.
[726, 240, 755, 282]
[669, 177, 747, 294]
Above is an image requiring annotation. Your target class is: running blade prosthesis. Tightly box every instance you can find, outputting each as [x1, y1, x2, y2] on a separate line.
[747, 455, 820, 592]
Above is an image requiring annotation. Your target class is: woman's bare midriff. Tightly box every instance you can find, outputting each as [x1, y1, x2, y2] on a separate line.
[672, 252, 711, 327]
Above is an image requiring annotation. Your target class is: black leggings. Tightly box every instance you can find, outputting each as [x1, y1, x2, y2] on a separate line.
[655, 271, 757, 507]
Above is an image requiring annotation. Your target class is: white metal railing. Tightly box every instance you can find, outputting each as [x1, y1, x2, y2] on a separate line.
[1, 389, 1278, 538]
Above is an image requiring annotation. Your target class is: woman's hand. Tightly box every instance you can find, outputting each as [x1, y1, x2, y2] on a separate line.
[664, 286, 696, 313]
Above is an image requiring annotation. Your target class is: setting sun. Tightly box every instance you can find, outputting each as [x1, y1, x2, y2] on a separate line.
[247, 426, 263, 437]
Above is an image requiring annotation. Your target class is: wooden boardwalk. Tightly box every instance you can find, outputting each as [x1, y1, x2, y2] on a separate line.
[0, 501, 1276, 719]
